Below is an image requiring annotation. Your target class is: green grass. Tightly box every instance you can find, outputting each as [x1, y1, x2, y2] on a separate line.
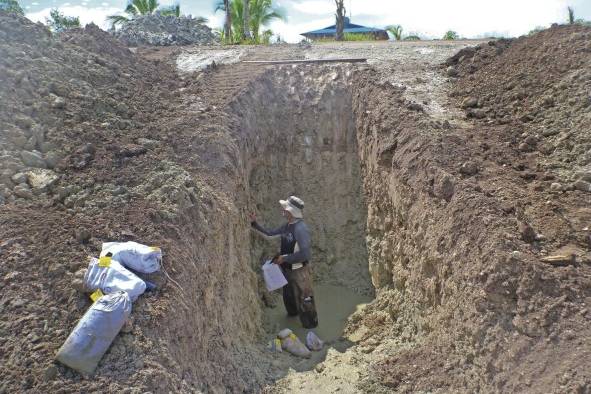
[344, 33, 378, 41]
[315, 33, 379, 42]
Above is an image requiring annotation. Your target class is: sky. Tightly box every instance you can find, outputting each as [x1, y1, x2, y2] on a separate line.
[22, 0, 591, 42]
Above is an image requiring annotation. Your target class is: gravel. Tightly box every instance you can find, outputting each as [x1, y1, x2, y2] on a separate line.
[113, 14, 218, 46]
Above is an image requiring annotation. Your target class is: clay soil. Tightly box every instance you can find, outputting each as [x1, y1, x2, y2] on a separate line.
[1, 12, 590, 394]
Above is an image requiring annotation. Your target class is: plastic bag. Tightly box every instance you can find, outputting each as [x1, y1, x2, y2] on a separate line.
[262, 260, 287, 292]
[278, 329, 311, 358]
[55, 291, 132, 375]
[267, 338, 283, 353]
[101, 241, 161, 274]
[306, 331, 324, 351]
[84, 257, 146, 302]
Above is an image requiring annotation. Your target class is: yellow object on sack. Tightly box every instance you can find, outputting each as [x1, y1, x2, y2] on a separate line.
[98, 256, 111, 267]
[90, 289, 104, 302]
[149, 246, 161, 252]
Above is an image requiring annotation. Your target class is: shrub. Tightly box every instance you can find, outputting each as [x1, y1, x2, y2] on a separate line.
[0, 0, 24, 15]
[443, 30, 459, 40]
[46, 8, 81, 32]
[404, 35, 421, 41]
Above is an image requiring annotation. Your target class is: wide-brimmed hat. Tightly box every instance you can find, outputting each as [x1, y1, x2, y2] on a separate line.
[279, 196, 304, 219]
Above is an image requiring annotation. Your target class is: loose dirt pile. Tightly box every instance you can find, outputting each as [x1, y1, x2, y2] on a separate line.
[113, 14, 218, 47]
[1, 11, 590, 394]
[0, 13, 272, 393]
[448, 24, 591, 186]
[354, 25, 591, 393]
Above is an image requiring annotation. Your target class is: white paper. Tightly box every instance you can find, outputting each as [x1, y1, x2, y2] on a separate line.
[262, 260, 288, 291]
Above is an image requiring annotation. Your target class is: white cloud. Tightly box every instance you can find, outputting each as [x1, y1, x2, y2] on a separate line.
[205, 0, 576, 42]
[350, 0, 567, 37]
[26, 5, 122, 29]
[269, 17, 333, 42]
[24, 0, 588, 43]
[292, 0, 335, 15]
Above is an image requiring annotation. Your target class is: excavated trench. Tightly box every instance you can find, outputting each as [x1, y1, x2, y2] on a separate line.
[233, 65, 374, 361]
[4, 17, 589, 393]
[166, 62, 468, 391]
[236, 67, 371, 293]
[204, 63, 493, 391]
[156, 58, 590, 392]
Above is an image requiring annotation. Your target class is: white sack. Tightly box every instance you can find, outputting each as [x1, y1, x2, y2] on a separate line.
[101, 241, 162, 274]
[84, 257, 146, 302]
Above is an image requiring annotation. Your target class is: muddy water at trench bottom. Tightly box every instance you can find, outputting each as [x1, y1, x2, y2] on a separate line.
[264, 284, 372, 343]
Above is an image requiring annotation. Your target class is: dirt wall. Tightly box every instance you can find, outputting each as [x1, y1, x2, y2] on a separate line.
[228, 66, 370, 295]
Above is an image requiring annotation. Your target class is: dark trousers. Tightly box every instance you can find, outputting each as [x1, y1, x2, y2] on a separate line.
[282, 264, 318, 329]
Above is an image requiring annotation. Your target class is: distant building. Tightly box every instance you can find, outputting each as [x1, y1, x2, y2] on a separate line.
[301, 17, 388, 41]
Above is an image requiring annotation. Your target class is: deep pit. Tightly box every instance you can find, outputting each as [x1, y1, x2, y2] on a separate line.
[2, 14, 590, 394]
[236, 66, 372, 296]
[230, 66, 374, 372]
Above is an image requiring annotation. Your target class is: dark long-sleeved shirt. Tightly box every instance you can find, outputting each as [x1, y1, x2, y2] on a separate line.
[251, 219, 312, 266]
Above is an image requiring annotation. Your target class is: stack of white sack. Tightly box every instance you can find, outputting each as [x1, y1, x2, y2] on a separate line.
[84, 256, 146, 302]
[55, 291, 132, 375]
[100, 241, 162, 274]
[278, 329, 311, 358]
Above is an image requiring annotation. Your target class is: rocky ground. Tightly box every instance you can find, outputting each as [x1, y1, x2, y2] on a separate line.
[1, 10, 590, 393]
[1, 13, 267, 393]
[113, 13, 218, 47]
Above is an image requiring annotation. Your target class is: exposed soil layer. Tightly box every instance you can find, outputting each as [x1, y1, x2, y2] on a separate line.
[1, 12, 590, 394]
[1, 14, 270, 393]
[361, 25, 591, 393]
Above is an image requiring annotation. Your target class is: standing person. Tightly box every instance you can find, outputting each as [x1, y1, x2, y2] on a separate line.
[250, 196, 318, 329]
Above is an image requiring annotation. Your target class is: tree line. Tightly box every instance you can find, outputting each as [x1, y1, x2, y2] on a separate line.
[1, 0, 589, 41]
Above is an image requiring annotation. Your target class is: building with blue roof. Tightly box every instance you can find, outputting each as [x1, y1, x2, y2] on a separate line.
[301, 17, 388, 41]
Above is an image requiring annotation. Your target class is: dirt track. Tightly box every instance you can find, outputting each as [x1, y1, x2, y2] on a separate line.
[1, 12, 590, 393]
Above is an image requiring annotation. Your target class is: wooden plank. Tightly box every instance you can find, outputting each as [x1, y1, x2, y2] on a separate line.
[540, 254, 576, 266]
[241, 58, 367, 65]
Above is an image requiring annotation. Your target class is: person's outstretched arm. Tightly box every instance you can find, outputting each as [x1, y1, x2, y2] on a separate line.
[250, 212, 283, 239]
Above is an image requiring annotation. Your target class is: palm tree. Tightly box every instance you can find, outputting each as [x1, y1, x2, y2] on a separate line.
[249, 0, 285, 42]
[217, 0, 241, 41]
[335, 0, 345, 41]
[107, 0, 182, 27]
[243, 0, 251, 40]
[215, 0, 233, 43]
[223, 0, 231, 42]
[386, 25, 403, 40]
[216, 0, 243, 41]
[217, 0, 284, 43]
[567, 6, 575, 24]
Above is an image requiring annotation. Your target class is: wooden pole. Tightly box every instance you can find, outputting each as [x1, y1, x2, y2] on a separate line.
[241, 58, 367, 65]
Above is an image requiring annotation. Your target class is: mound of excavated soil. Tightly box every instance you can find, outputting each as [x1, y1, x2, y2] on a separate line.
[363, 25, 591, 393]
[0, 13, 272, 393]
[448, 24, 591, 185]
[113, 14, 218, 47]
